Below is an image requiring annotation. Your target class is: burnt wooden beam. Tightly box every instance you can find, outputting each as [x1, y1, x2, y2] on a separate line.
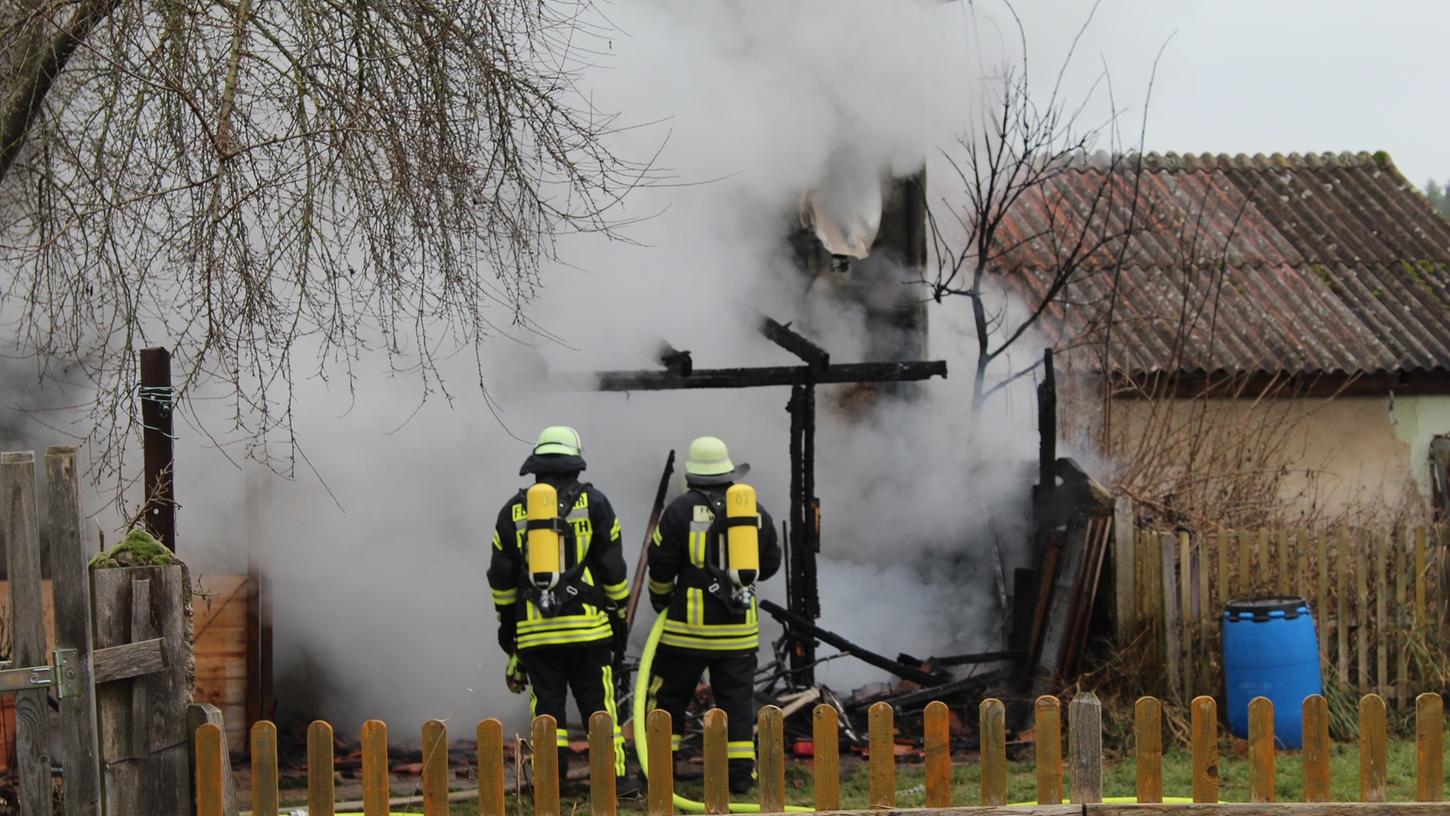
[657, 344, 693, 376]
[761, 317, 829, 370]
[758, 598, 946, 687]
[139, 347, 176, 551]
[595, 360, 946, 391]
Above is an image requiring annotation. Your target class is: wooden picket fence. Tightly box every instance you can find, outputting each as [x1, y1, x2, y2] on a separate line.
[1121, 524, 1450, 702]
[196, 691, 1449, 816]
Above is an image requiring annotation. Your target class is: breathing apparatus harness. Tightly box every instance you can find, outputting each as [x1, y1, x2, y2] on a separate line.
[519, 480, 613, 617]
[678, 484, 761, 612]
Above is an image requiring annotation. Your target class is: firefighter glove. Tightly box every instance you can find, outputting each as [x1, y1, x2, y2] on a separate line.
[497, 618, 517, 653]
[505, 653, 528, 694]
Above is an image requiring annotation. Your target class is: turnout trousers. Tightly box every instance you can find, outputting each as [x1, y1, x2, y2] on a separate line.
[522, 642, 626, 778]
[647, 646, 757, 784]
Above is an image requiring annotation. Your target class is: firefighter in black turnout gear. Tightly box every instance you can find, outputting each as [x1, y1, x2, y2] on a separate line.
[647, 436, 781, 794]
[487, 426, 631, 789]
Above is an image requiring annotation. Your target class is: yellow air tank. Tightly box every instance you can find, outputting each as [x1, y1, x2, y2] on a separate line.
[526, 483, 562, 590]
[725, 483, 759, 587]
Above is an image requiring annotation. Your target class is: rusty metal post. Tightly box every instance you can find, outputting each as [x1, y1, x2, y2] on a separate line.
[139, 347, 176, 551]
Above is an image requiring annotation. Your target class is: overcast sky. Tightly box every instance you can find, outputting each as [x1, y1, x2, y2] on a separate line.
[994, 0, 1449, 186]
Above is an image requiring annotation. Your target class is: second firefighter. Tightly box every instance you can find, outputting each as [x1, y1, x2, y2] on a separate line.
[647, 435, 781, 794]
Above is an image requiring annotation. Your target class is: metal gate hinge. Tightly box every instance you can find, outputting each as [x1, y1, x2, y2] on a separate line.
[0, 648, 79, 699]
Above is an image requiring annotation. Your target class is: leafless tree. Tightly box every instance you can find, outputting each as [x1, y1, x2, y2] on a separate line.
[923, 1, 1147, 430]
[0, 0, 656, 481]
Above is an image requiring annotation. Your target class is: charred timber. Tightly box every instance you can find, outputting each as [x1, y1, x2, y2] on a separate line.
[758, 599, 945, 687]
[761, 317, 829, 370]
[595, 361, 946, 391]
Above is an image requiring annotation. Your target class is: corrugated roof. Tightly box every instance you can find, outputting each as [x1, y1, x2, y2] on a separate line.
[995, 152, 1450, 378]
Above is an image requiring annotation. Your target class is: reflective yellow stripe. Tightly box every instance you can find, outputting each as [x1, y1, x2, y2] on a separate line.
[652, 528, 664, 546]
[556, 727, 570, 748]
[518, 624, 611, 649]
[658, 631, 759, 651]
[518, 610, 609, 632]
[492, 531, 503, 550]
[491, 588, 518, 605]
[602, 580, 629, 602]
[648, 578, 673, 595]
[687, 588, 703, 626]
[671, 733, 681, 750]
[610, 518, 622, 541]
[690, 530, 706, 566]
[603, 664, 626, 776]
[664, 619, 759, 636]
[727, 740, 755, 759]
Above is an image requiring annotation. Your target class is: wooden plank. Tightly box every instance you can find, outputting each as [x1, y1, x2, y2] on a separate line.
[3, 451, 52, 816]
[1296, 529, 1309, 601]
[93, 565, 193, 815]
[1316, 530, 1328, 670]
[92, 638, 167, 684]
[1036, 696, 1063, 806]
[1248, 697, 1275, 803]
[187, 704, 239, 816]
[980, 699, 1006, 806]
[1114, 497, 1136, 644]
[129, 577, 153, 759]
[1069, 692, 1103, 805]
[590, 712, 618, 816]
[1084, 805, 1450, 816]
[758, 706, 785, 815]
[1416, 693, 1443, 802]
[1279, 529, 1293, 595]
[1217, 531, 1231, 618]
[1376, 532, 1389, 697]
[422, 720, 449, 816]
[46, 446, 102, 816]
[1357, 530, 1370, 692]
[702, 709, 728, 814]
[251, 721, 280, 816]
[533, 715, 561, 816]
[309, 720, 336, 816]
[1238, 529, 1252, 596]
[1302, 695, 1331, 803]
[1159, 534, 1182, 701]
[1359, 694, 1387, 803]
[195, 723, 226, 816]
[925, 701, 953, 808]
[1338, 528, 1350, 683]
[1396, 530, 1410, 707]
[1415, 527, 1428, 631]
[813, 705, 840, 811]
[361, 720, 389, 816]
[869, 701, 896, 808]
[1179, 532, 1194, 697]
[1134, 697, 1162, 804]
[1197, 533, 1213, 697]
[479, 719, 506, 816]
[647, 709, 673, 816]
[1191, 696, 1219, 804]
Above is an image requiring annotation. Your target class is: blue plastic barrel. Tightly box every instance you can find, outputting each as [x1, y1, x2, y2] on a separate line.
[1222, 597, 1322, 748]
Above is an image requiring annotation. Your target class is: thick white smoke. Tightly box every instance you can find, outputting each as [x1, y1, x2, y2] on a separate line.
[5, 0, 1078, 735]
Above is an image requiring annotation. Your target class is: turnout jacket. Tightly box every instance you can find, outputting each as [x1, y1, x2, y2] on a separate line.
[487, 479, 630, 651]
[647, 485, 781, 654]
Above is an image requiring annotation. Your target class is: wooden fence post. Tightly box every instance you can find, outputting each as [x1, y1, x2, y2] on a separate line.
[361, 720, 389, 816]
[980, 698, 1006, 806]
[187, 703, 238, 816]
[1069, 692, 1102, 804]
[1159, 534, 1182, 701]
[1360, 693, 1387, 803]
[1036, 696, 1063, 805]
[308, 720, 335, 816]
[1337, 528, 1350, 684]
[532, 715, 561, 816]
[479, 719, 506, 816]
[647, 709, 673, 816]
[758, 706, 785, 814]
[1303, 694, 1331, 803]
[1191, 696, 1219, 804]
[1417, 692, 1443, 802]
[93, 563, 194, 816]
[868, 701, 895, 808]
[194, 723, 225, 816]
[1134, 697, 1162, 804]
[46, 446, 102, 816]
[251, 721, 280, 816]
[2, 451, 52, 816]
[422, 719, 448, 816]
[924, 700, 952, 808]
[702, 709, 728, 814]
[1113, 497, 1136, 644]
[812, 705, 840, 811]
[590, 711, 618, 816]
[1248, 697, 1275, 803]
